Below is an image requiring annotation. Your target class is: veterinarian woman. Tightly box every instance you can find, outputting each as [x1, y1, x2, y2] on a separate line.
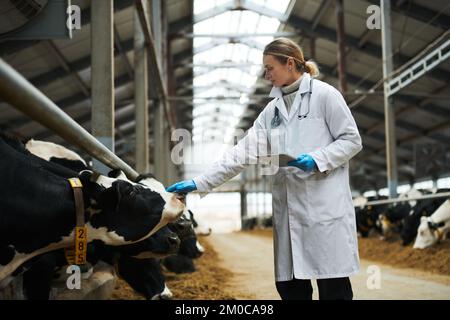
[167, 38, 363, 300]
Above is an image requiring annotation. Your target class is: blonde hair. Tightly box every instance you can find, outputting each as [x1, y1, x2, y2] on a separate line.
[263, 38, 319, 77]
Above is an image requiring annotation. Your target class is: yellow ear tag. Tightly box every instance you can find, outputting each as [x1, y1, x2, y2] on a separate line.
[69, 178, 83, 188]
[74, 226, 87, 265]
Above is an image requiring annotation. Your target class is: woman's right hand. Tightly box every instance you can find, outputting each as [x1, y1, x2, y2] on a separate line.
[166, 180, 197, 193]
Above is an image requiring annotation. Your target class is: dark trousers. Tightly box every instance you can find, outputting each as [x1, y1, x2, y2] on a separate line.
[275, 277, 353, 300]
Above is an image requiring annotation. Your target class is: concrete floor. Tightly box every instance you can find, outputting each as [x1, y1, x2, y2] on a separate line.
[207, 233, 450, 300]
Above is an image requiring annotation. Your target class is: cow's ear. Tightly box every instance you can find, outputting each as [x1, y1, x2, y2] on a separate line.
[78, 170, 93, 184]
[108, 169, 122, 178]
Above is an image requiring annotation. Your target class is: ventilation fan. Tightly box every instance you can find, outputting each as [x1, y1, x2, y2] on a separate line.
[0, 0, 49, 38]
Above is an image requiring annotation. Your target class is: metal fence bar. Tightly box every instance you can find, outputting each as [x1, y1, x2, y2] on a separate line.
[363, 192, 450, 207]
[0, 58, 139, 181]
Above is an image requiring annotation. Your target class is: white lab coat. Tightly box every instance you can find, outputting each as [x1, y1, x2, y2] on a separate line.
[193, 73, 363, 281]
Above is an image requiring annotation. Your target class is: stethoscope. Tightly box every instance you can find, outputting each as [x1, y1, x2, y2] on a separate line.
[271, 78, 314, 128]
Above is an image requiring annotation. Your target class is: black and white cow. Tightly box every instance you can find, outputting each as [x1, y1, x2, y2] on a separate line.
[24, 141, 199, 298]
[413, 199, 450, 249]
[354, 196, 388, 237]
[21, 140, 195, 299]
[162, 210, 205, 274]
[377, 189, 421, 239]
[0, 133, 185, 284]
[188, 209, 212, 236]
[401, 190, 449, 245]
[20, 224, 181, 300]
[25, 139, 88, 172]
[115, 256, 172, 300]
[379, 202, 412, 239]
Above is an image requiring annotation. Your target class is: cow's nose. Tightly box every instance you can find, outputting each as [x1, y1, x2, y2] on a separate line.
[171, 221, 192, 239]
[176, 219, 192, 234]
[167, 234, 181, 248]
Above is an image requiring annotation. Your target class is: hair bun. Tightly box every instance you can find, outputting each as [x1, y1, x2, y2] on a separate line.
[305, 60, 319, 77]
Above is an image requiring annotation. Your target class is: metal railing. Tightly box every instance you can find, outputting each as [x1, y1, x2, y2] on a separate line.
[360, 192, 450, 207]
[0, 58, 139, 180]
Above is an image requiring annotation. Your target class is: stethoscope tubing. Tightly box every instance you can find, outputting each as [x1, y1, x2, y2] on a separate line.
[271, 78, 314, 128]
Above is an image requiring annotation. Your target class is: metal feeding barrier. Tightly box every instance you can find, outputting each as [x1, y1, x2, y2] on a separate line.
[0, 58, 138, 180]
[361, 192, 450, 207]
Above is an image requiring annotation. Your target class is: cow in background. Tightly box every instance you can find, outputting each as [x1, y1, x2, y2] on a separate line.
[188, 209, 212, 236]
[354, 196, 388, 237]
[401, 189, 449, 245]
[379, 202, 411, 240]
[377, 189, 421, 239]
[414, 199, 450, 249]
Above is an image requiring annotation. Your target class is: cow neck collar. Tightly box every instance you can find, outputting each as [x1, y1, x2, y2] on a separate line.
[66, 177, 88, 266]
[68, 177, 85, 227]
[90, 171, 102, 184]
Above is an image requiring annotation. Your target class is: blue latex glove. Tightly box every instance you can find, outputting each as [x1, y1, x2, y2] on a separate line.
[166, 180, 197, 193]
[287, 154, 317, 172]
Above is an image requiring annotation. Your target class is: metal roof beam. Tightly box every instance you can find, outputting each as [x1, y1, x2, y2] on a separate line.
[287, 14, 450, 83]
[319, 63, 450, 119]
[368, 0, 450, 30]
[311, 0, 332, 30]
[173, 38, 265, 67]
[42, 40, 90, 97]
[182, 32, 298, 38]
[10, 73, 131, 134]
[114, 24, 134, 81]
[169, 16, 193, 36]
[194, 1, 235, 23]
[28, 37, 134, 88]
[193, 0, 289, 24]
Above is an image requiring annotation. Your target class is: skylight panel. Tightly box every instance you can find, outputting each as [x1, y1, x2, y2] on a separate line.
[265, 0, 291, 13]
[252, 0, 266, 7]
[254, 36, 275, 46]
[203, 128, 224, 137]
[231, 44, 250, 63]
[250, 65, 262, 76]
[196, 87, 227, 98]
[229, 10, 242, 34]
[194, 18, 213, 34]
[248, 48, 263, 63]
[193, 0, 214, 15]
[241, 73, 258, 88]
[237, 11, 260, 33]
[193, 37, 212, 48]
[191, 0, 295, 148]
[211, 11, 232, 34]
[194, 69, 223, 86]
[224, 43, 234, 60]
[257, 15, 280, 33]
[227, 68, 242, 83]
[194, 43, 228, 64]
[215, 0, 231, 7]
